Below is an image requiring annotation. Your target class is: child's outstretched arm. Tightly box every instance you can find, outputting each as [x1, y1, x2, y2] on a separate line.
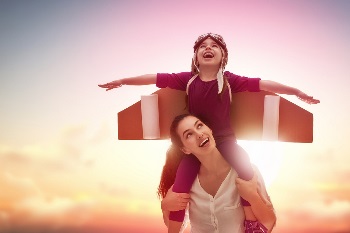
[98, 74, 157, 91]
[259, 80, 320, 104]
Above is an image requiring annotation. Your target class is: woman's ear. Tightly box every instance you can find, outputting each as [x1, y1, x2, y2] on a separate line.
[181, 147, 191, 155]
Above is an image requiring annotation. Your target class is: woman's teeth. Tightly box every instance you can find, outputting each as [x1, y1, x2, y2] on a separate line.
[199, 138, 209, 147]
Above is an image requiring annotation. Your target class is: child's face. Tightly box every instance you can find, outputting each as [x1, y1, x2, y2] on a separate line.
[196, 38, 223, 69]
[176, 116, 216, 156]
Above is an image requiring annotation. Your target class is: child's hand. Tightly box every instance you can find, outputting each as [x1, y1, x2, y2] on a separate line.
[98, 80, 123, 91]
[296, 91, 320, 104]
[161, 185, 190, 211]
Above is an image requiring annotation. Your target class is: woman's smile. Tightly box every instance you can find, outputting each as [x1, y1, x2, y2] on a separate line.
[199, 137, 210, 147]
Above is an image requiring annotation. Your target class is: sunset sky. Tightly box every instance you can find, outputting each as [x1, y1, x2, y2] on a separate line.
[1, 0, 350, 232]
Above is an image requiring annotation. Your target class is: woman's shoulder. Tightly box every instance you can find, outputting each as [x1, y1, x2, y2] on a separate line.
[228, 168, 238, 180]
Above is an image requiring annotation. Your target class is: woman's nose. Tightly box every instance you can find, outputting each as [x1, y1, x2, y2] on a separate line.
[196, 132, 204, 138]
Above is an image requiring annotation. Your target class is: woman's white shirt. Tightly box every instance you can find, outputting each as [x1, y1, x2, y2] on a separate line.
[179, 165, 269, 233]
[188, 169, 245, 233]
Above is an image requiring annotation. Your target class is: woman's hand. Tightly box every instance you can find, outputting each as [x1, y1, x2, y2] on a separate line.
[98, 80, 123, 91]
[235, 172, 259, 202]
[161, 185, 190, 211]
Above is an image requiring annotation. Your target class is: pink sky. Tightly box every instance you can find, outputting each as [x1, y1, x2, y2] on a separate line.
[1, 0, 350, 232]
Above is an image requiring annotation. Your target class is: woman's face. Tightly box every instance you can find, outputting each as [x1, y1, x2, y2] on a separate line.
[176, 115, 216, 155]
[196, 38, 223, 68]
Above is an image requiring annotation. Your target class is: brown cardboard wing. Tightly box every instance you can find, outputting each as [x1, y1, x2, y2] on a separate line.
[118, 88, 313, 142]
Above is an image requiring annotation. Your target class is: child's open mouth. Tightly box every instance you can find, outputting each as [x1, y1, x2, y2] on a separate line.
[203, 52, 214, 58]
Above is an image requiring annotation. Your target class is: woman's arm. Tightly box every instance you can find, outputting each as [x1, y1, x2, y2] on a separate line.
[162, 210, 190, 233]
[168, 220, 183, 233]
[162, 209, 170, 227]
[161, 186, 190, 212]
[161, 210, 183, 233]
[259, 80, 320, 104]
[236, 171, 276, 232]
[160, 186, 190, 232]
[98, 74, 157, 91]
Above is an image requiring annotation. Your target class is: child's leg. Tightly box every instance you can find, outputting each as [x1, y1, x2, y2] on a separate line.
[217, 139, 254, 199]
[217, 140, 256, 221]
[169, 154, 200, 222]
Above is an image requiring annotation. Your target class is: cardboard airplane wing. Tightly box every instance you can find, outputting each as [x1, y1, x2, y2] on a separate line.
[118, 88, 313, 143]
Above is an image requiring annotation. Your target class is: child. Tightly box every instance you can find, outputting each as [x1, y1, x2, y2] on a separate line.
[99, 32, 319, 227]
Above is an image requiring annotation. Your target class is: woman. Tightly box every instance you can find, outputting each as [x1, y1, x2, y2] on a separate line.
[157, 114, 276, 233]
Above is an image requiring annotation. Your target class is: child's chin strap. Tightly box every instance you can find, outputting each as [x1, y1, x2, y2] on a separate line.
[217, 67, 224, 94]
[186, 74, 198, 95]
[217, 47, 226, 94]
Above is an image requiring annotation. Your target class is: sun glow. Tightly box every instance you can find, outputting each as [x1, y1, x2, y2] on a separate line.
[238, 140, 283, 187]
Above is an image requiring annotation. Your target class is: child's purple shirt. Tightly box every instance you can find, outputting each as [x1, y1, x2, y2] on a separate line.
[157, 71, 261, 139]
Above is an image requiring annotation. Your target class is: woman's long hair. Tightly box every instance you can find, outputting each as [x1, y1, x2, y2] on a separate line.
[157, 145, 185, 199]
[157, 114, 192, 199]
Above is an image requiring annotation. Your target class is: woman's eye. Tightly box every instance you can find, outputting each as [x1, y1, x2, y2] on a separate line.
[212, 44, 218, 48]
[197, 123, 203, 129]
[186, 133, 192, 138]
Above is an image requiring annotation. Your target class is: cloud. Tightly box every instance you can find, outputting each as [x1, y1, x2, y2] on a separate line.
[0, 211, 10, 232]
[60, 121, 111, 157]
[299, 199, 350, 219]
[98, 182, 131, 196]
[0, 121, 111, 174]
[0, 171, 95, 233]
[2, 172, 42, 197]
[13, 196, 94, 226]
[273, 192, 350, 233]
